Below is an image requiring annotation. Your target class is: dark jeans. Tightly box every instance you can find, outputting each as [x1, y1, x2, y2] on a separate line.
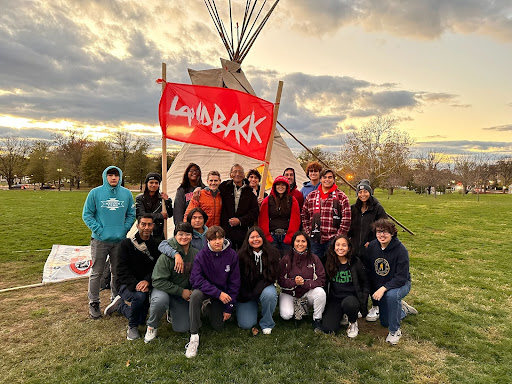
[310, 239, 333, 264]
[321, 295, 360, 333]
[271, 232, 291, 258]
[189, 289, 226, 334]
[117, 284, 150, 328]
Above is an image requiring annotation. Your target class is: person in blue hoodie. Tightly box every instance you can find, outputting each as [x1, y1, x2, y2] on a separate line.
[185, 226, 240, 358]
[82, 166, 136, 319]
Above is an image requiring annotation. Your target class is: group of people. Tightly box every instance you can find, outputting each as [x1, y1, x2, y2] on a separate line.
[82, 161, 417, 359]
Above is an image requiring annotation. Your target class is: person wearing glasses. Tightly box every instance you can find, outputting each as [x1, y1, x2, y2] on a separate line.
[364, 218, 417, 345]
[173, 163, 205, 225]
[144, 222, 199, 343]
[218, 164, 259, 250]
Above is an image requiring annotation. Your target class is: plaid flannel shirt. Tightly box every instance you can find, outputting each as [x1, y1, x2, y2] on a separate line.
[301, 188, 351, 244]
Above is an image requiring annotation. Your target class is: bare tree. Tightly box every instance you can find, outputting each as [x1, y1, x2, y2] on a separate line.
[339, 116, 414, 189]
[453, 155, 477, 194]
[496, 157, 512, 193]
[296, 146, 339, 171]
[110, 131, 135, 172]
[414, 150, 449, 197]
[0, 135, 30, 188]
[53, 129, 89, 189]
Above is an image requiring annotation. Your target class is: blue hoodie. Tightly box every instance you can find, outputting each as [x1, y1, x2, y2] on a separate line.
[82, 166, 136, 242]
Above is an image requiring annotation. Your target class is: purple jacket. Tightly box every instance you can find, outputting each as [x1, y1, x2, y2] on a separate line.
[190, 239, 241, 314]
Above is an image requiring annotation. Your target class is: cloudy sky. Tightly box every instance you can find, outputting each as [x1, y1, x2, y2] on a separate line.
[1, 0, 511, 157]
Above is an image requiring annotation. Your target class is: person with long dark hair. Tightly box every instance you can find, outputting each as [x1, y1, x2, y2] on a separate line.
[348, 179, 387, 322]
[278, 231, 326, 332]
[236, 227, 280, 334]
[258, 176, 300, 257]
[321, 235, 369, 338]
[365, 219, 417, 345]
[173, 163, 205, 225]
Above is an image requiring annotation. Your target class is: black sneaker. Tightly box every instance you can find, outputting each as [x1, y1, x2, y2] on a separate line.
[312, 319, 323, 333]
[89, 302, 101, 319]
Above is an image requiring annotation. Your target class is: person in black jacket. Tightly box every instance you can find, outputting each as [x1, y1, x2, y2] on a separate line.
[135, 173, 173, 243]
[365, 219, 417, 345]
[103, 214, 161, 341]
[321, 234, 369, 338]
[236, 227, 279, 334]
[348, 179, 387, 322]
[218, 164, 259, 250]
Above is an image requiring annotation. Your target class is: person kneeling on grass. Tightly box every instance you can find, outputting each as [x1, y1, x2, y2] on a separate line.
[321, 235, 370, 338]
[104, 214, 160, 341]
[278, 231, 326, 332]
[236, 227, 280, 335]
[186, 226, 241, 358]
[144, 222, 199, 343]
[364, 218, 418, 345]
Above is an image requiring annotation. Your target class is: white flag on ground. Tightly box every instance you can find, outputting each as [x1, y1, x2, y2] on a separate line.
[42, 245, 92, 283]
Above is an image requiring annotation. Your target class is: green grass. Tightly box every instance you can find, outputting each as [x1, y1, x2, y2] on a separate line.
[1, 189, 511, 383]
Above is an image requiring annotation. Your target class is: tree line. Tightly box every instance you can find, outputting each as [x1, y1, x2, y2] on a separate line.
[0, 130, 178, 189]
[2, 117, 512, 193]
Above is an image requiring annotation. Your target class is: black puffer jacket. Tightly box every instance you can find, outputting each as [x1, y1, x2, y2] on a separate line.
[348, 196, 387, 259]
[135, 192, 173, 242]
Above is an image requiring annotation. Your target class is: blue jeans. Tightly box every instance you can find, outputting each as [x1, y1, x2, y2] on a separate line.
[236, 285, 278, 330]
[271, 232, 290, 258]
[378, 281, 411, 332]
[310, 239, 332, 264]
[117, 284, 149, 328]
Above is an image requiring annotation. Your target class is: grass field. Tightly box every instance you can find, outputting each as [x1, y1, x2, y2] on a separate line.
[1, 189, 511, 383]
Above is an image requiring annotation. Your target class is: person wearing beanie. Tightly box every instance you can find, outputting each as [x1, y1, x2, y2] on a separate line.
[348, 179, 387, 322]
[283, 167, 304, 210]
[136, 172, 173, 243]
[144, 222, 199, 343]
[258, 176, 301, 257]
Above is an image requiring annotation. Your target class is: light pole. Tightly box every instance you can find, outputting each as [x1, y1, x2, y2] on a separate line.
[57, 169, 62, 191]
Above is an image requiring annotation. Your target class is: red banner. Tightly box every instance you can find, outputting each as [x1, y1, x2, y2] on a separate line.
[159, 82, 274, 161]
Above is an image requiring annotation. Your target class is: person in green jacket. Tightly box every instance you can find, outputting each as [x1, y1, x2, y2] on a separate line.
[144, 222, 199, 343]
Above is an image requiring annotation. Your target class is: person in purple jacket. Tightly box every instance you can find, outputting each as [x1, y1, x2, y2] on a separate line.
[185, 226, 240, 358]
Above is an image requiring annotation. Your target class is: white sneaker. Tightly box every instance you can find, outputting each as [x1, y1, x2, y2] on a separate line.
[185, 334, 199, 358]
[358, 311, 362, 318]
[347, 321, 359, 338]
[366, 306, 379, 322]
[166, 309, 172, 324]
[144, 326, 157, 343]
[386, 328, 402, 345]
[401, 300, 418, 315]
[340, 314, 349, 325]
[104, 295, 122, 316]
[262, 328, 272, 335]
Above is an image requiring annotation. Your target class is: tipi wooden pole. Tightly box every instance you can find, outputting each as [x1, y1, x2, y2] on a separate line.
[259, 81, 283, 200]
[161, 63, 168, 239]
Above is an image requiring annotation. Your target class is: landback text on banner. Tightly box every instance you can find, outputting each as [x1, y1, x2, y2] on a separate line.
[159, 82, 274, 161]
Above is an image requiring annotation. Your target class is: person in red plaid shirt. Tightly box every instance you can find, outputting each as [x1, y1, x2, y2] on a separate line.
[301, 169, 351, 264]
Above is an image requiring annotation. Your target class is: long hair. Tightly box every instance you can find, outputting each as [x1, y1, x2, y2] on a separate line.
[285, 231, 312, 273]
[238, 227, 279, 282]
[271, 177, 290, 215]
[325, 234, 353, 280]
[180, 163, 202, 189]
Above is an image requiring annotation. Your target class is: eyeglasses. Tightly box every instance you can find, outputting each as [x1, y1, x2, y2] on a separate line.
[176, 232, 192, 237]
[376, 230, 390, 235]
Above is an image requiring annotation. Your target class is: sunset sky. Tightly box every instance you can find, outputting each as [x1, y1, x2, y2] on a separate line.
[1, 0, 511, 158]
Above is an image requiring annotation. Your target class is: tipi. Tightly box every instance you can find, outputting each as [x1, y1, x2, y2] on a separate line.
[165, 0, 307, 211]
